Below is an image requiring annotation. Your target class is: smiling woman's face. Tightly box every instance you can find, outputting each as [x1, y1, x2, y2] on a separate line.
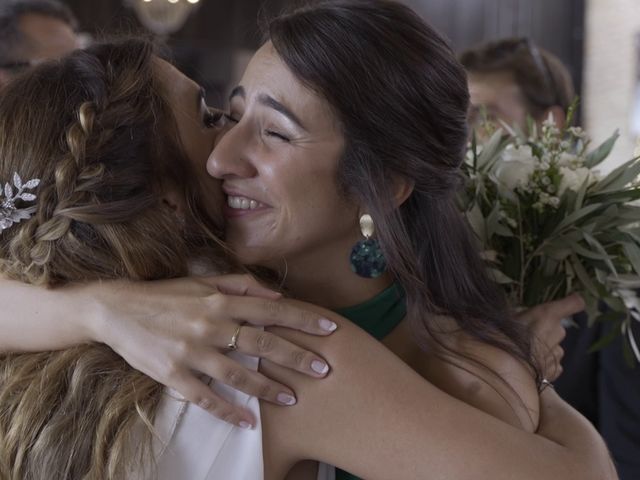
[207, 43, 361, 271]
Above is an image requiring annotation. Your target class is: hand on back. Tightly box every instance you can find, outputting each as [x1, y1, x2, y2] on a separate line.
[94, 274, 336, 427]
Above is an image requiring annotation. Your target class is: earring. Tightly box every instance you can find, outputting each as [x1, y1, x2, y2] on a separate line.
[349, 214, 387, 278]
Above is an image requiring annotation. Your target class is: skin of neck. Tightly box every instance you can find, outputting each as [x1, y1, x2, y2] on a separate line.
[277, 230, 394, 310]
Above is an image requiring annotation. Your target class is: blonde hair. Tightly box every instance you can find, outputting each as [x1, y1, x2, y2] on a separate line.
[0, 39, 230, 479]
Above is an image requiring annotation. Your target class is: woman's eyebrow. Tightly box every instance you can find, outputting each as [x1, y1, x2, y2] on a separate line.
[257, 94, 305, 130]
[228, 86, 306, 131]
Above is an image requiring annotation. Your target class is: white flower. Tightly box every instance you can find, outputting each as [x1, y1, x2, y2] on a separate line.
[557, 152, 580, 167]
[542, 111, 557, 128]
[494, 145, 536, 190]
[558, 166, 596, 196]
[568, 126, 586, 138]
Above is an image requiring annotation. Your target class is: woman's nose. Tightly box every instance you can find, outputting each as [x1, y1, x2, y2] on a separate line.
[206, 123, 258, 180]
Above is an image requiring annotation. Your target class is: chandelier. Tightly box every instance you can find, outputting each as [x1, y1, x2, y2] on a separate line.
[126, 0, 202, 36]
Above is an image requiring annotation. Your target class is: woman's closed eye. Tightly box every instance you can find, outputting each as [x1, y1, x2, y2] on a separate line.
[203, 107, 224, 128]
[222, 110, 291, 142]
[224, 113, 239, 124]
[264, 129, 290, 142]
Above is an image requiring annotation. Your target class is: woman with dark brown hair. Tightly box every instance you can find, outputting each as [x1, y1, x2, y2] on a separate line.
[0, 2, 617, 480]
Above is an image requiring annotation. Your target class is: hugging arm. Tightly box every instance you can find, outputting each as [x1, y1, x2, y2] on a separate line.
[420, 293, 586, 433]
[263, 301, 617, 480]
[0, 274, 335, 427]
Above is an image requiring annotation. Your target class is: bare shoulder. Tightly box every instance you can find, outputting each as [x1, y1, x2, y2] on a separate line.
[414, 315, 540, 432]
[259, 299, 441, 479]
[257, 300, 603, 480]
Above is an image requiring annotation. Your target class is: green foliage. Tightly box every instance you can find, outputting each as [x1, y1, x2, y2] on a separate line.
[463, 116, 640, 363]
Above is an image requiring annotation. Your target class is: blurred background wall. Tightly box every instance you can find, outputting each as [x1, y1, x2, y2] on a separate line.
[583, 0, 640, 172]
[61, 0, 640, 171]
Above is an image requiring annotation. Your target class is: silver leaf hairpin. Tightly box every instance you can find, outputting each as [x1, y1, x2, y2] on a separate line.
[0, 173, 40, 232]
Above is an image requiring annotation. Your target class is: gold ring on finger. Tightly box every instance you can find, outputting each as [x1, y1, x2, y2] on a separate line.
[227, 324, 243, 351]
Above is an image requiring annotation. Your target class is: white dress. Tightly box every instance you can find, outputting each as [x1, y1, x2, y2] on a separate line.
[151, 350, 264, 479]
[130, 349, 335, 480]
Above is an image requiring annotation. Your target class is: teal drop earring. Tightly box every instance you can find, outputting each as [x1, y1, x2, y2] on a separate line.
[349, 214, 387, 278]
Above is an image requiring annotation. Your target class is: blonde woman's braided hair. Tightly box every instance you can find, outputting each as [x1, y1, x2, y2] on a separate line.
[0, 39, 228, 479]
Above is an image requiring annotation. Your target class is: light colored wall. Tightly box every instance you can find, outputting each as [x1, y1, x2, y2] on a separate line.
[583, 0, 640, 172]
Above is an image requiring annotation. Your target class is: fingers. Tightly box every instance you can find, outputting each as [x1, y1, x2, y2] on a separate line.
[204, 274, 283, 300]
[518, 294, 585, 329]
[235, 326, 331, 378]
[547, 320, 567, 346]
[203, 322, 331, 378]
[552, 345, 564, 364]
[168, 371, 257, 428]
[209, 293, 337, 336]
[190, 351, 300, 407]
[543, 293, 586, 320]
[542, 345, 564, 382]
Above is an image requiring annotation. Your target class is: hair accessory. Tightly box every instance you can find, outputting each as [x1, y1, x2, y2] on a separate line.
[0, 173, 40, 232]
[349, 213, 387, 278]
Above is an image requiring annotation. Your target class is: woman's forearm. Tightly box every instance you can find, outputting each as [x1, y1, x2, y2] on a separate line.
[0, 274, 341, 427]
[537, 388, 618, 478]
[265, 302, 617, 480]
[0, 277, 98, 352]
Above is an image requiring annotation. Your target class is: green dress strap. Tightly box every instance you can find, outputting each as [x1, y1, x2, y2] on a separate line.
[333, 282, 407, 480]
[335, 282, 406, 340]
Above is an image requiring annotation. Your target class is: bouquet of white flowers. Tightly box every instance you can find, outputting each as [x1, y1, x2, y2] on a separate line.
[461, 110, 640, 362]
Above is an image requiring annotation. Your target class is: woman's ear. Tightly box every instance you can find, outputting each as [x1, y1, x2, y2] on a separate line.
[161, 188, 186, 217]
[392, 175, 414, 207]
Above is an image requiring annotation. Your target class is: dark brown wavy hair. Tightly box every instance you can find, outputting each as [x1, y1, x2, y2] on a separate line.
[0, 38, 230, 479]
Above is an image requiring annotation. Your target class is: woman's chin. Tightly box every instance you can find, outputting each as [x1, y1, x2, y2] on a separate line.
[228, 243, 279, 270]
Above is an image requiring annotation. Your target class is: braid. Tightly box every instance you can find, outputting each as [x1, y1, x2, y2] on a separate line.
[2, 41, 184, 285]
[11, 99, 101, 282]
[0, 39, 225, 479]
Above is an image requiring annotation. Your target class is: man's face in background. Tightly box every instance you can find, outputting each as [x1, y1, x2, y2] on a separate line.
[0, 13, 79, 87]
[467, 70, 530, 133]
[20, 13, 78, 60]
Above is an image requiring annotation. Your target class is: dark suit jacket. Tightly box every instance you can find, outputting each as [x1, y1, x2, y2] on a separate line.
[555, 313, 640, 479]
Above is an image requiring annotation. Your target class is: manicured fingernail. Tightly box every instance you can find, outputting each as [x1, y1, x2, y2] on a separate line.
[239, 421, 252, 430]
[277, 392, 297, 405]
[319, 318, 337, 332]
[311, 360, 330, 375]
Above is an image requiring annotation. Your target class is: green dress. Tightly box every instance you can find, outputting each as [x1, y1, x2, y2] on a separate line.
[333, 283, 407, 480]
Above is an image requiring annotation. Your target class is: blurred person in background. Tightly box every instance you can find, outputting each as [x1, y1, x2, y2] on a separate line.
[461, 37, 640, 480]
[461, 37, 574, 132]
[0, 0, 79, 88]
